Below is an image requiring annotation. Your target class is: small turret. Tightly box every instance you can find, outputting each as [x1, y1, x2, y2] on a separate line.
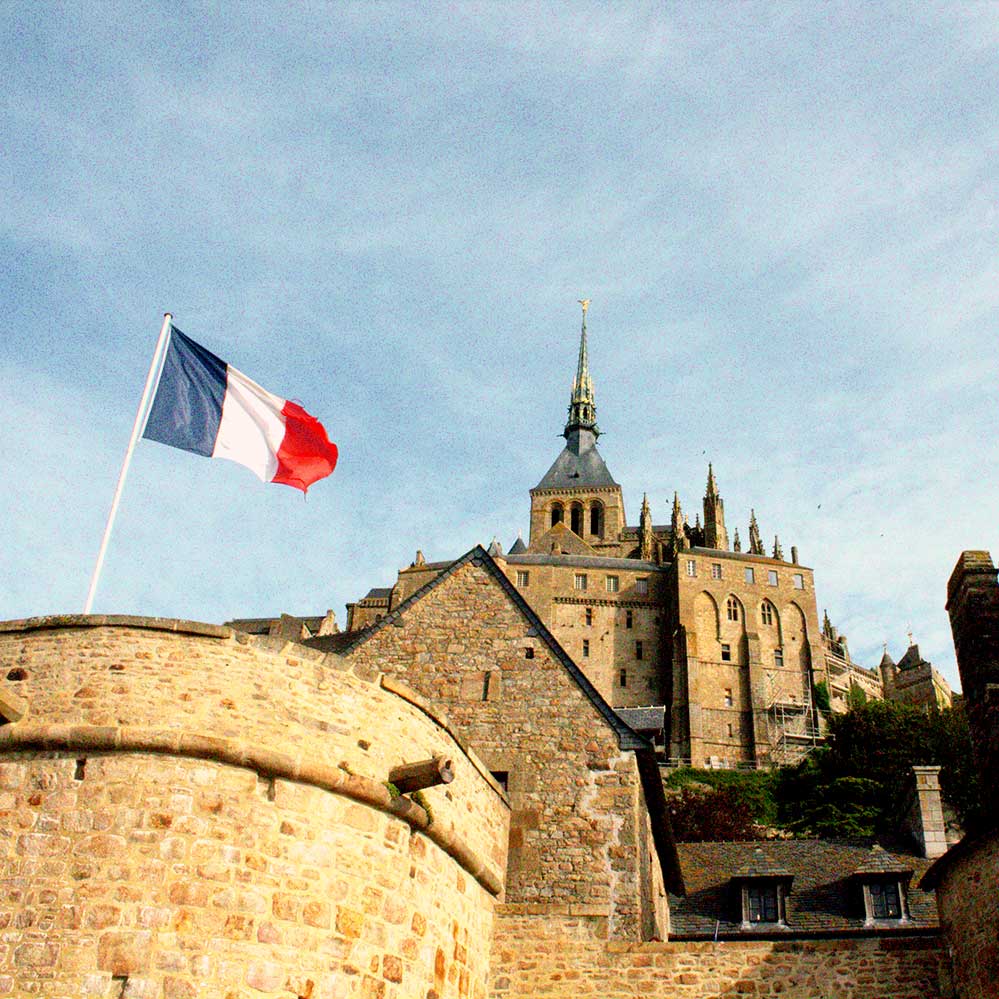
[670, 492, 688, 555]
[748, 509, 765, 556]
[733, 528, 742, 552]
[639, 493, 655, 561]
[702, 463, 729, 550]
[773, 535, 784, 561]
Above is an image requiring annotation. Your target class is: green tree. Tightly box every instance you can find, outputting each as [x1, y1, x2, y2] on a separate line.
[813, 680, 831, 713]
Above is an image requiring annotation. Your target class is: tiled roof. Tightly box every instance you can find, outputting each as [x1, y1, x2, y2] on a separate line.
[360, 587, 392, 602]
[670, 840, 939, 939]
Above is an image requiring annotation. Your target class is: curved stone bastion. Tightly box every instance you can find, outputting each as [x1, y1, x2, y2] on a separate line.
[0, 615, 509, 999]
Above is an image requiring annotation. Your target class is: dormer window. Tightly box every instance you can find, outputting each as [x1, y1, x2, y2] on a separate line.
[852, 847, 912, 925]
[732, 850, 793, 930]
[746, 884, 780, 924]
[869, 882, 903, 920]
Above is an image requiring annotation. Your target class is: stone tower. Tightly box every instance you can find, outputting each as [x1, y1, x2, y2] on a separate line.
[702, 463, 729, 550]
[528, 303, 625, 552]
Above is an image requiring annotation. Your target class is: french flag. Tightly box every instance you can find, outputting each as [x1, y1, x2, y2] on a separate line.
[142, 326, 338, 493]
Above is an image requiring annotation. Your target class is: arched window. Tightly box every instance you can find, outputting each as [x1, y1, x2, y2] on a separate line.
[551, 503, 564, 528]
[761, 601, 774, 626]
[590, 501, 604, 537]
[570, 502, 583, 536]
[726, 597, 739, 622]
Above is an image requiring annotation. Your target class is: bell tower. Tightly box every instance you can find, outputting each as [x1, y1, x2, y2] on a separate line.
[528, 302, 625, 552]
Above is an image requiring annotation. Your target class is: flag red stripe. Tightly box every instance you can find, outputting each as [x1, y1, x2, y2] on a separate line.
[272, 400, 339, 493]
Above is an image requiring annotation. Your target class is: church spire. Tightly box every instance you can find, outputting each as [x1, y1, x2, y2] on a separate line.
[702, 462, 728, 550]
[564, 299, 599, 441]
[748, 509, 764, 555]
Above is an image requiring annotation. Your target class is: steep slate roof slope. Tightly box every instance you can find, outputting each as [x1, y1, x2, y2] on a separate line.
[534, 441, 618, 490]
[670, 840, 939, 939]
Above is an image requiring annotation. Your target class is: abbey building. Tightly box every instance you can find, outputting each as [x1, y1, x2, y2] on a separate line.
[295, 307, 949, 768]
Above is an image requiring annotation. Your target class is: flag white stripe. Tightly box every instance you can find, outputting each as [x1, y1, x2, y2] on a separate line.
[212, 366, 286, 482]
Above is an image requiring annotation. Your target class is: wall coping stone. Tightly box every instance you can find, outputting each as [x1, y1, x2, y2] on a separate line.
[0, 614, 232, 639]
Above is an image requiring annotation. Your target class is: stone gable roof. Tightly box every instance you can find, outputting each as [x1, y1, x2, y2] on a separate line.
[307, 545, 647, 752]
[669, 840, 939, 939]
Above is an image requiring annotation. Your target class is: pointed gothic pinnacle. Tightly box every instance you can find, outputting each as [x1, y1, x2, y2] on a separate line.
[641, 492, 651, 517]
[706, 462, 719, 497]
[733, 527, 741, 552]
[773, 535, 783, 560]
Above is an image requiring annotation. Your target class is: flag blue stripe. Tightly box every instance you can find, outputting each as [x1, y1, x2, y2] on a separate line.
[142, 326, 227, 457]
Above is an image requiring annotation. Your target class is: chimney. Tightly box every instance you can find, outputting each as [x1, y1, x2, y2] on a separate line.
[946, 550, 999, 832]
[907, 766, 948, 858]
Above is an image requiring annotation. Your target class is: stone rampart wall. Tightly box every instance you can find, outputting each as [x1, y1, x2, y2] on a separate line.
[0, 616, 509, 999]
[933, 834, 999, 998]
[489, 911, 950, 999]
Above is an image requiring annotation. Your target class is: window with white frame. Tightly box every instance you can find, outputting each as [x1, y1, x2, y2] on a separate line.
[727, 597, 739, 621]
[635, 577, 649, 595]
[768, 569, 778, 586]
[774, 648, 784, 669]
[574, 573, 588, 591]
[793, 573, 804, 590]
[721, 643, 732, 662]
[606, 575, 619, 593]
[745, 568, 755, 584]
[711, 563, 722, 579]
[516, 570, 529, 588]
[686, 559, 697, 577]
[761, 601, 774, 626]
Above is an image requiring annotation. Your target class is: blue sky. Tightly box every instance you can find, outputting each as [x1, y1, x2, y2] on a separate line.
[3, 3, 998, 690]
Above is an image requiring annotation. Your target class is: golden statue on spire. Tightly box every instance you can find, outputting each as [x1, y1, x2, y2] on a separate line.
[578, 298, 590, 314]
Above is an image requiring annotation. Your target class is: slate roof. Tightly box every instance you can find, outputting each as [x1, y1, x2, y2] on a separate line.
[670, 840, 939, 939]
[534, 432, 618, 490]
[359, 587, 392, 602]
[507, 536, 528, 555]
[616, 706, 666, 733]
[225, 616, 326, 635]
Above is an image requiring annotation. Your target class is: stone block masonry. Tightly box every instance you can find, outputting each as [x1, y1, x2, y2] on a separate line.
[489, 911, 951, 999]
[0, 615, 509, 998]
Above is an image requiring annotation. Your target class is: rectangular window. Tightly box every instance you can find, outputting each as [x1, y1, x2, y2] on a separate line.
[774, 649, 784, 669]
[635, 578, 649, 595]
[727, 722, 734, 738]
[585, 607, 593, 626]
[745, 568, 755, 584]
[582, 639, 590, 658]
[793, 573, 804, 589]
[625, 610, 634, 629]
[635, 640, 644, 660]
[686, 559, 696, 577]
[768, 569, 778, 586]
[516, 570, 529, 588]
[574, 573, 588, 592]
[724, 688, 733, 707]
[606, 575, 619, 593]
[711, 563, 722, 579]
[619, 668, 627, 687]
[721, 643, 732, 662]
[747, 885, 779, 923]
[870, 882, 902, 919]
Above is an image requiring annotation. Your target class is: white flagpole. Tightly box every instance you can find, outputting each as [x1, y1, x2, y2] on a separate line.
[84, 313, 173, 613]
